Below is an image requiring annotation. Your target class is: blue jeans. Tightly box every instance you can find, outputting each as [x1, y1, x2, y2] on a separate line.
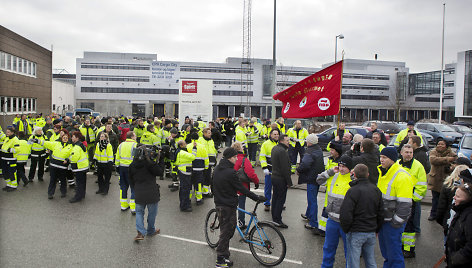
[378, 222, 405, 268]
[413, 202, 421, 233]
[322, 218, 348, 268]
[264, 174, 272, 206]
[136, 202, 158, 236]
[305, 183, 319, 227]
[346, 232, 377, 268]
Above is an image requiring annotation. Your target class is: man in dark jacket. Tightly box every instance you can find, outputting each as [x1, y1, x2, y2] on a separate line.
[340, 164, 384, 268]
[297, 134, 324, 230]
[352, 138, 380, 184]
[223, 117, 235, 147]
[213, 147, 265, 268]
[271, 134, 292, 228]
[129, 146, 164, 241]
[409, 135, 430, 173]
[365, 122, 388, 146]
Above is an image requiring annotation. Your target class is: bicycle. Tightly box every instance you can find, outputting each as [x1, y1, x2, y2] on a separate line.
[204, 201, 287, 266]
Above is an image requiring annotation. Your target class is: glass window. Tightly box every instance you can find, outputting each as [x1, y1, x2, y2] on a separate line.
[32, 99, 36, 111]
[32, 63, 36, 76]
[12, 56, 17, 71]
[0, 52, 4, 69]
[0, 97, 4, 113]
[28, 99, 31, 111]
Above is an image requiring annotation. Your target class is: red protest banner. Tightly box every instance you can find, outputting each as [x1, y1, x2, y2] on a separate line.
[273, 60, 343, 118]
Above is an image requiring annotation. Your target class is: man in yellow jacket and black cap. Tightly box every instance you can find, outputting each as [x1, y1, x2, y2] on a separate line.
[377, 147, 413, 267]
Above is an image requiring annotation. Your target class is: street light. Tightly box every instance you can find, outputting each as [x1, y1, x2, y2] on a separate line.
[335, 34, 344, 63]
[333, 34, 344, 124]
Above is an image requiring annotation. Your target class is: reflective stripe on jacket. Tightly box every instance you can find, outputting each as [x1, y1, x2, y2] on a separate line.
[259, 139, 277, 171]
[115, 139, 137, 167]
[94, 143, 114, 163]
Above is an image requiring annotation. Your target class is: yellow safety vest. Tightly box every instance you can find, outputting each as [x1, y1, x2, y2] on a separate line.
[397, 159, 427, 202]
[174, 149, 196, 175]
[186, 141, 208, 171]
[42, 141, 74, 169]
[16, 139, 31, 163]
[1, 136, 20, 161]
[69, 143, 89, 172]
[286, 127, 309, 147]
[259, 139, 277, 171]
[326, 173, 352, 222]
[115, 139, 137, 167]
[94, 143, 114, 163]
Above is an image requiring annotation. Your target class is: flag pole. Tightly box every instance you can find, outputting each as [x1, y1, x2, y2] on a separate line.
[438, 3, 445, 123]
[337, 52, 345, 128]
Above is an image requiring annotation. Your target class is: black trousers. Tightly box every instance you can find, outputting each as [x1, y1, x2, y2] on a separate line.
[216, 206, 237, 258]
[17, 162, 29, 185]
[179, 173, 192, 210]
[29, 155, 46, 180]
[97, 163, 112, 193]
[48, 167, 67, 196]
[73, 171, 87, 200]
[271, 178, 288, 223]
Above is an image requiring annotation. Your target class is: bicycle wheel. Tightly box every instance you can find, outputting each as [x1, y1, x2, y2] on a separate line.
[248, 222, 286, 266]
[204, 208, 220, 248]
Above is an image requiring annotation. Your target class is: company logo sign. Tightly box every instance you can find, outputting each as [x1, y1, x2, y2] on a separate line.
[318, 98, 330, 111]
[284, 102, 290, 113]
[299, 96, 308, 108]
[182, 81, 198, 93]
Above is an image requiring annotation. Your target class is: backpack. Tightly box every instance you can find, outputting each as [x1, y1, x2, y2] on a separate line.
[236, 157, 251, 183]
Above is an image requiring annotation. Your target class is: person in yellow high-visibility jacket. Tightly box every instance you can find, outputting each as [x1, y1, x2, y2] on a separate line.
[115, 131, 138, 213]
[1, 127, 20, 191]
[397, 144, 427, 258]
[94, 132, 114, 195]
[69, 131, 89, 203]
[259, 129, 279, 211]
[377, 147, 413, 267]
[246, 118, 260, 167]
[234, 120, 249, 154]
[394, 121, 423, 148]
[187, 129, 208, 205]
[286, 120, 309, 173]
[16, 131, 31, 187]
[174, 140, 196, 212]
[28, 127, 47, 182]
[198, 128, 217, 197]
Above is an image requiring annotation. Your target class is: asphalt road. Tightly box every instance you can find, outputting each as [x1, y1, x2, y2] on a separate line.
[1, 166, 446, 268]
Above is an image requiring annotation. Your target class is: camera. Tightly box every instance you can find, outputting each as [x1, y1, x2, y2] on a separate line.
[133, 145, 160, 161]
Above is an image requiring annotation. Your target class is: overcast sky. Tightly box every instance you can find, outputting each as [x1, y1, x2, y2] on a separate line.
[2, 0, 470, 73]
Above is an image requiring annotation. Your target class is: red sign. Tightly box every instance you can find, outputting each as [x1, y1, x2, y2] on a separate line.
[182, 81, 198, 93]
[273, 61, 343, 118]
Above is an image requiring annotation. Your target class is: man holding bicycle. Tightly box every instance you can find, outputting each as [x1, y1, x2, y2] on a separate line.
[213, 147, 266, 268]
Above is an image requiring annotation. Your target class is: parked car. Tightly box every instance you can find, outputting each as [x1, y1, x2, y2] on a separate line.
[453, 121, 472, 128]
[361, 121, 401, 136]
[316, 126, 369, 150]
[416, 123, 462, 145]
[388, 131, 434, 149]
[457, 134, 472, 160]
[449, 124, 472, 135]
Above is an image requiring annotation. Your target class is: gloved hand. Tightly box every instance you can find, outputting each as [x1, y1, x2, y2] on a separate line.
[258, 195, 266, 202]
[30, 138, 39, 144]
[254, 183, 259, 190]
[263, 168, 270, 176]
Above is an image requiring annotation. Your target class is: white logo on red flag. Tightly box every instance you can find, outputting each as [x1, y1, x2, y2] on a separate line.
[318, 98, 330, 111]
[284, 102, 290, 113]
[299, 96, 307, 108]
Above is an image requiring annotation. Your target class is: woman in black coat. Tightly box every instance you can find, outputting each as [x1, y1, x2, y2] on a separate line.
[129, 145, 164, 241]
[445, 172, 472, 267]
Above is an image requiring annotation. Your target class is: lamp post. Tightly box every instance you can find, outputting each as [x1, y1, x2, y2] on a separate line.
[335, 34, 344, 63]
[270, 0, 277, 122]
[333, 34, 344, 124]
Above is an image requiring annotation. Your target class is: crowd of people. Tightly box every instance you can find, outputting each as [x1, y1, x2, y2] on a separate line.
[2, 113, 472, 267]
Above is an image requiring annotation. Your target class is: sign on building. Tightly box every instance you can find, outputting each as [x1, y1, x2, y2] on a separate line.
[150, 61, 180, 87]
[179, 79, 213, 123]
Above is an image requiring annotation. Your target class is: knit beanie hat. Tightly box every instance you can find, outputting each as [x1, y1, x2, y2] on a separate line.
[223, 148, 238, 159]
[338, 155, 354, 170]
[306, 134, 318, 145]
[381, 147, 398, 162]
[330, 141, 343, 156]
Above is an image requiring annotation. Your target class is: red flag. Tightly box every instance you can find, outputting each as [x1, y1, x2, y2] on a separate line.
[273, 60, 343, 118]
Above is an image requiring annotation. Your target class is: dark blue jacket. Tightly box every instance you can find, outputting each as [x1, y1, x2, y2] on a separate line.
[297, 144, 324, 184]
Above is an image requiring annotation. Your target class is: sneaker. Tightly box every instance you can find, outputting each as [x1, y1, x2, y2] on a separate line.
[304, 223, 316, 230]
[428, 215, 436, 221]
[23, 180, 29, 187]
[264, 205, 270, 211]
[181, 207, 193, 212]
[96, 190, 103, 194]
[301, 213, 308, 220]
[147, 228, 160, 237]
[196, 200, 204, 206]
[38, 177, 44, 181]
[131, 211, 136, 215]
[121, 207, 130, 212]
[216, 257, 233, 267]
[69, 198, 80, 203]
[48, 195, 54, 199]
[6, 187, 17, 192]
[134, 232, 144, 241]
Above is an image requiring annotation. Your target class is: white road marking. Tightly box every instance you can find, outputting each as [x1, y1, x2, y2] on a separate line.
[158, 234, 303, 265]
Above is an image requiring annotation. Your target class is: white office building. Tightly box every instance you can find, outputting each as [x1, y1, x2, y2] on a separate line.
[75, 51, 456, 121]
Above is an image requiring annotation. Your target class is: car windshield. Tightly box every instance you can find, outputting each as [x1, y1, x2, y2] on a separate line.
[378, 123, 400, 132]
[435, 124, 455, 132]
[457, 125, 472, 132]
[462, 136, 472, 150]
